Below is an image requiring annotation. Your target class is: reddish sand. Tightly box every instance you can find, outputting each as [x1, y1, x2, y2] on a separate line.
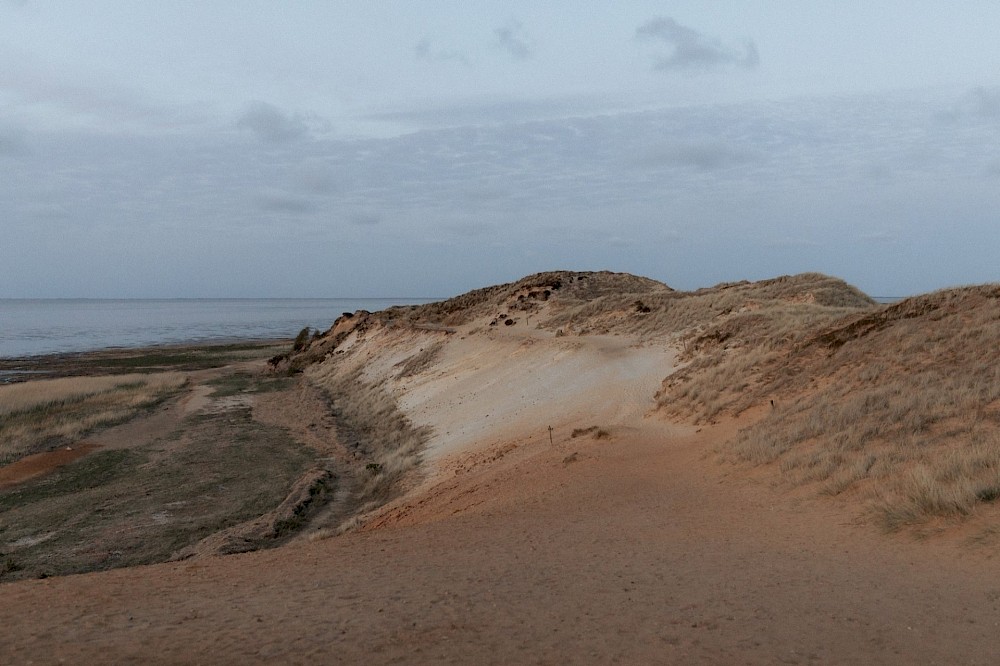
[0, 443, 97, 490]
[3, 416, 999, 664]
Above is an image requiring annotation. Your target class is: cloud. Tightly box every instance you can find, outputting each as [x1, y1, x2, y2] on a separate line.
[859, 231, 900, 244]
[0, 129, 27, 157]
[292, 159, 340, 195]
[631, 141, 758, 170]
[968, 86, 1000, 119]
[937, 86, 1000, 124]
[765, 237, 822, 249]
[437, 219, 492, 238]
[257, 194, 317, 214]
[0, 54, 206, 133]
[366, 93, 619, 129]
[236, 101, 310, 143]
[635, 17, 759, 71]
[349, 212, 380, 226]
[414, 38, 470, 66]
[495, 20, 533, 60]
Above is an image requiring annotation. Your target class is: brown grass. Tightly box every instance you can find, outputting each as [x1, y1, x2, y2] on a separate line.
[710, 284, 1000, 530]
[0, 373, 187, 465]
[655, 277, 876, 423]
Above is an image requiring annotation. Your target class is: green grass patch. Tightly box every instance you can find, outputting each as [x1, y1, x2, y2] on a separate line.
[0, 406, 316, 581]
[207, 372, 294, 398]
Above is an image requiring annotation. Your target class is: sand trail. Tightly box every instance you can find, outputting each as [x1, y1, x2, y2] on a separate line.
[3, 414, 999, 664]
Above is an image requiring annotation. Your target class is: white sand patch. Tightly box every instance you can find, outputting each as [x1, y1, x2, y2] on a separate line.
[395, 326, 680, 460]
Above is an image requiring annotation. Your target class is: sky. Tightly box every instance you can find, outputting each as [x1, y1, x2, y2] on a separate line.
[2, 1, 999, 298]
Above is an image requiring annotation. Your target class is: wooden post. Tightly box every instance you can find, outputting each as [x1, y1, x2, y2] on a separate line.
[548, 425, 554, 446]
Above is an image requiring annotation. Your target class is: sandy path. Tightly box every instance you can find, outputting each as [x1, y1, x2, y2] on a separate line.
[3, 416, 999, 664]
[3, 333, 999, 664]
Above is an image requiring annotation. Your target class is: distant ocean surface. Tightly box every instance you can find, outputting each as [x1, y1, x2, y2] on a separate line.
[0, 298, 435, 359]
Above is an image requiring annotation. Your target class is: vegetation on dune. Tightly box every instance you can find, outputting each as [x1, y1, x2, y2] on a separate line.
[280, 270, 1000, 536]
[716, 285, 1000, 530]
[372, 270, 672, 329]
[0, 340, 289, 381]
[307, 362, 431, 522]
[629, 280, 1000, 532]
[0, 368, 320, 582]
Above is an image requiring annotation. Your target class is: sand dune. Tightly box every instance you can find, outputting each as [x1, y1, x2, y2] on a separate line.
[3, 271, 1000, 664]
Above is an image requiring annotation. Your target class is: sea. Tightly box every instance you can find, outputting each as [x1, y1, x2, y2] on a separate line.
[0, 298, 435, 359]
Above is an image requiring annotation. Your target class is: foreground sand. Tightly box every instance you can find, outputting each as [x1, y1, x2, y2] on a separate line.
[3, 320, 999, 664]
[3, 416, 998, 664]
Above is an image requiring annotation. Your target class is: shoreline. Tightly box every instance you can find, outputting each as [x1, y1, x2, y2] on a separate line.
[0, 337, 292, 383]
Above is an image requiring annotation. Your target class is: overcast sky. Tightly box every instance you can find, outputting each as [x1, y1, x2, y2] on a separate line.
[2, 2, 999, 298]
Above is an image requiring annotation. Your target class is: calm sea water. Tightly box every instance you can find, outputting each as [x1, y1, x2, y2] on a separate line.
[0, 298, 434, 359]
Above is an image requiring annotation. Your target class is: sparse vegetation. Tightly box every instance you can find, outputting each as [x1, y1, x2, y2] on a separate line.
[0, 383, 317, 581]
[293, 326, 313, 352]
[0, 373, 187, 465]
[1, 555, 22, 578]
[0, 340, 289, 380]
[206, 372, 293, 397]
[395, 342, 444, 379]
[571, 426, 611, 440]
[308, 363, 430, 518]
[706, 284, 1000, 531]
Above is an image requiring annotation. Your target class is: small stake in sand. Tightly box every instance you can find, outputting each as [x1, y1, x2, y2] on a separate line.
[548, 425, 554, 446]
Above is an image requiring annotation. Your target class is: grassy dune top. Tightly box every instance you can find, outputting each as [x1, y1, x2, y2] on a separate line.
[654, 282, 1000, 532]
[373, 270, 874, 336]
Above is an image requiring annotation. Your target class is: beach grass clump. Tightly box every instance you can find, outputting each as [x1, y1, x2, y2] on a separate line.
[0, 373, 187, 465]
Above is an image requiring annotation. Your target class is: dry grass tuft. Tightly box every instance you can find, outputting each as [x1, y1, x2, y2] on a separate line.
[655, 275, 876, 423]
[0, 373, 187, 465]
[571, 426, 611, 440]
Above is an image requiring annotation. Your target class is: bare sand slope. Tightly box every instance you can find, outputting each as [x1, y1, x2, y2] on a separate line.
[397, 326, 678, 459]
[3, 326, 999, 664]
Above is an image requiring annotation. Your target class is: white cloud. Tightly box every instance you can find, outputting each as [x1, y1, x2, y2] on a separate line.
[631, 141, 758, 171]
[236, 102, 310, 143]
[635, 16, 758, 71]
[414, 38, 470, 66]
[349, 212, 381, 226]
[257, 194, 317, 214]
[495, 19, 533, 60]
[0, 127, 27, 156]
